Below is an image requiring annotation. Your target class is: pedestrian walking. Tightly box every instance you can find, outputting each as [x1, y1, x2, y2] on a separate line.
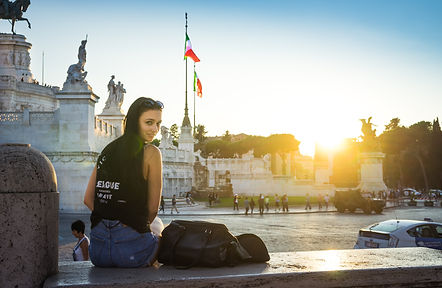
[159, 195, 165, 213]
[305, 192, 312, 210]
[233, 194, 240, 211]
[208, 193, 212, 206]
[250, 197, 255, 214]
[318, 192, 323, 210]
[282, 194, 289, 213]
[324, 193, 330, 210]
[274, 193, 281, 212]
[244, 197, 250, 215]
[264, 195, 270, 212]
[171, 194, 179, 214]
[258, 194, 265, 215]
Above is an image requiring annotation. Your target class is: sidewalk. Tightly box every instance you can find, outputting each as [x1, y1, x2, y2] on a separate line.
[158, 200, 398, 216]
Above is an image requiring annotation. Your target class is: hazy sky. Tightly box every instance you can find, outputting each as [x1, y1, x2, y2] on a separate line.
[3, 0, 441, 155]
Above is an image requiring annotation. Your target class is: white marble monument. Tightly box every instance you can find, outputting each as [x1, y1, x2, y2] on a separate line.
[357, 118, 388, 194]
[358, 152, 388, 193]
[0, 35, 119, 212]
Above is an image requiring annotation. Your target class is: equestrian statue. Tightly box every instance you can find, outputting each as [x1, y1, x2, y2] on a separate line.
[0, 0, 31, 34]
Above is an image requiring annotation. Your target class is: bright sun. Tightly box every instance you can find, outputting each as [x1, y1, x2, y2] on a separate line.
[315, 134, 345, 152]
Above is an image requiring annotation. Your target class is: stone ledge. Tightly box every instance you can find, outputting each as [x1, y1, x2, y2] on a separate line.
[44, 247, 442, 288]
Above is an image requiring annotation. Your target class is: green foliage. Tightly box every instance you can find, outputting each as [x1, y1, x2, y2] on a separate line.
[194, 124, 208, 143]
[429, 118, 442, 188]
[222, 130, 232, 142]
[151, 139, 160, 147]
[379, 118, 442, 191]
[169, 123, 179, 147]
[384, 117, 401, 131]
[201, 134, 299, 158]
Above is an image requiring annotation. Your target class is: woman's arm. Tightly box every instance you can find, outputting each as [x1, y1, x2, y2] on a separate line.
[80, 239, 89, 260]
[144, 145, 163, 223]
[83, 166, 97, 211]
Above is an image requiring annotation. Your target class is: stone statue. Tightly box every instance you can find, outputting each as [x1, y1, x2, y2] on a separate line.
[104, 76, 116, 109]
[66, 62, 87, 84]
[0, 0, 31, 34]
[159, 126, 169, 148]
[159, 126, 175, 148]
[115, 81, 126, 108]
[63, 38, 88, 89]
[78, 39, 87, 69]
[360, 117, 379, 151]
[361, 117, 376, 140]
[103, 76, 125, 112]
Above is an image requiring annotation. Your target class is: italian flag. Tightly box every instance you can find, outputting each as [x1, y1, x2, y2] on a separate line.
[194, 71, 203, 97]
[184, 33, 200, 62]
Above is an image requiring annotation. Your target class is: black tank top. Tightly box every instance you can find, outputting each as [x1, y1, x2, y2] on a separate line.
[91, 139, 150, 233]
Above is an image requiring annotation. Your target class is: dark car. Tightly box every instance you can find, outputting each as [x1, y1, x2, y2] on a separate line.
[334, 188, 385, 214]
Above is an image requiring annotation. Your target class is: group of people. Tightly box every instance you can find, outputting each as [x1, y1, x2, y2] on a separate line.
[159, 195, 180, 214]
[236, 192, 331, 215]
[238, 193, 290, 215]
[208, 192, 220, 206]
[306, 192, 330, 210]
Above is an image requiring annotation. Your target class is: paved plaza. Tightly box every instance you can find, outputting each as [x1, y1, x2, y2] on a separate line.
[59, 203, 441, 261]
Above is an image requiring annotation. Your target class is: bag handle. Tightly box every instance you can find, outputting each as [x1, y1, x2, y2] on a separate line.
[174, 228, 212, 269]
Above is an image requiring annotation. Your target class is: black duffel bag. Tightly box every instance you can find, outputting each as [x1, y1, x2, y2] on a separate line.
[158, 220, 251, 268]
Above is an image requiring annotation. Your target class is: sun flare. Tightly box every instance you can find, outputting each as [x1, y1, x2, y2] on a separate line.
[315, 135, 344, 152]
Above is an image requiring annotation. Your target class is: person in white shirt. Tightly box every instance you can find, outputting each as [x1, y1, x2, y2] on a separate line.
[72, 220, 90, 261]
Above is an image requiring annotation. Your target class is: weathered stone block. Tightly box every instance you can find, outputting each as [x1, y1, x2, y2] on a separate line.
[0, 143, 59, 288]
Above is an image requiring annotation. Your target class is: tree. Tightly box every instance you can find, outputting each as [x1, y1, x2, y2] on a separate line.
[194, 124, 207, 143]
[151, 139, 160, 147]
[429, 118, 442, 188]
[379, 119, 433, 191]
[201, 133, 299, 159]
[384, 117, 401, 131]
[222, 130, 231, 142]
[169, 124, 179, 147]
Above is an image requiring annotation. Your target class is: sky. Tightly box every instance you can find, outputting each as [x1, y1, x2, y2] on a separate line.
[2, 0, 441, 156]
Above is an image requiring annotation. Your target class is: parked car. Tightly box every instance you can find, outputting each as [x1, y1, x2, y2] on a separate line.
[354, 219, 442, 250]
[334, 188, 385, 214]
[429, 189, 442, 198]
[403, 188, 421, 197]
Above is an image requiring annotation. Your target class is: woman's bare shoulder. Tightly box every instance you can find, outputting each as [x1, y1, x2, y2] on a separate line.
[144, 144, 162, 161]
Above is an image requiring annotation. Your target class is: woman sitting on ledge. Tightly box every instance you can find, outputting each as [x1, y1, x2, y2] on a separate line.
[84, 97, 164, 267]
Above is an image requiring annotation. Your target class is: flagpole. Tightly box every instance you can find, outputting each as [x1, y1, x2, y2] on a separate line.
[193, 62, 196, 135]
[185, 12, 189, 124]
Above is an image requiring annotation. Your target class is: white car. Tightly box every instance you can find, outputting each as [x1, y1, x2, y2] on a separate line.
[354, 219, 442, 250]
[403, 188, 421, 197]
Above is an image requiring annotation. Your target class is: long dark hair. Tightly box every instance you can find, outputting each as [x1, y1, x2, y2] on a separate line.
[101, 97, 163, 180]
[122, 97, 163, 158]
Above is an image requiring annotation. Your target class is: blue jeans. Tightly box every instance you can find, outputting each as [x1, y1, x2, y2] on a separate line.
[89, 219, 159, 268]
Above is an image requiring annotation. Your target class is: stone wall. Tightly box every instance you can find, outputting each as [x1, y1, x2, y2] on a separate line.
[203, 154, 333, 197]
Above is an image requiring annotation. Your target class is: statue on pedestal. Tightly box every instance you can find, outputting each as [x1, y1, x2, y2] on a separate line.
[103, 76, 125, 112]
[159, 126, 175, 148]
[115, 81, 126, 108]
[0, 0, 31, 34]
[78, 39, 87, 69]
[63, 38, 89, 90]
[360, 117, 380, 151]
